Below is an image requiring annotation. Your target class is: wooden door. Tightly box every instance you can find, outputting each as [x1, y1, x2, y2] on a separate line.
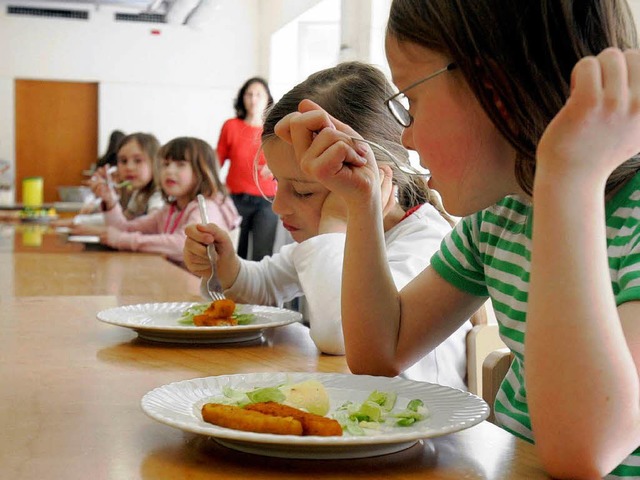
[15, 80, 98, 203]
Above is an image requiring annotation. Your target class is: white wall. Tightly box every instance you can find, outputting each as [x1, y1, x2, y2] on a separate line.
[3, 0, 640, 199]
[0, 0, 261, 196]
[256, 0, 324, 76]
[268, 0, 340, 100]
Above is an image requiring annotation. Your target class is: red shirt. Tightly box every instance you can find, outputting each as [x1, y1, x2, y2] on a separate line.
[217, 118, 277, 197]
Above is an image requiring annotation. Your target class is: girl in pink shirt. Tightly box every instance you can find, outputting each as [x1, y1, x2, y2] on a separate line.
[73, 137, 240, 264]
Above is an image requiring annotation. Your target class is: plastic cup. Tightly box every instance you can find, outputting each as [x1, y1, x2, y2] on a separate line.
[22, 176, 44, 208]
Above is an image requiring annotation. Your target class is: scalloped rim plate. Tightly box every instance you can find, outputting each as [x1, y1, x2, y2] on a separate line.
[141, 372, 490, 459]
[96, 302, 302, 344]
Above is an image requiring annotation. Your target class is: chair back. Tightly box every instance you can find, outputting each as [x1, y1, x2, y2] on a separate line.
[465, 323, 507, 396]
[482, 349, 514, 424]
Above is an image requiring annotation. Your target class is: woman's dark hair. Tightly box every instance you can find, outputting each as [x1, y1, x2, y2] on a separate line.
[388, 0, 640, 196]
[116, 132, 160, 219]
[234, 77, 274, 120]
[97, 130, 125, 168]
[262, 61, 451, 221]
[158, 136, 227, 203]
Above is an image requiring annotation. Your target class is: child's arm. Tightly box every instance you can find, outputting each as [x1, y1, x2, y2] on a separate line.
[276, 101, 482, 373]
[103, 203, 159, 234]
[103, 205, 187, 259]
[184, 221, 303, 306]
[526, 48, 640, 478]
[184, 222, 240, 285]
[87, 166, 118, 209]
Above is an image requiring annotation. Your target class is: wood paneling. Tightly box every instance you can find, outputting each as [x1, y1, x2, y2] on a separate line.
[15, 80, 97, 203]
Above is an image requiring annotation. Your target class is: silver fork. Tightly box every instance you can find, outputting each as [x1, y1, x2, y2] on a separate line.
[348, 136, 430, 177]
[197, 194, 226, 301]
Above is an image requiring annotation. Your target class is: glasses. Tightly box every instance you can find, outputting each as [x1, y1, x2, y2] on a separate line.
[386, 63, 457, 128]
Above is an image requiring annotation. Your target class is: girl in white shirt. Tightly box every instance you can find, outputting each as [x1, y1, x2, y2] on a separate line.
[184, 62, 473, 390]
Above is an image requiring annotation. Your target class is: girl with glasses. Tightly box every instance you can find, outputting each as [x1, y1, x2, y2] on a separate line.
[277, 1, 640, 478]
[184, 61, 475, 390]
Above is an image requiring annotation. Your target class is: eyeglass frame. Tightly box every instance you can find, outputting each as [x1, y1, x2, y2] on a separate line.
[385, 63, 457, 128]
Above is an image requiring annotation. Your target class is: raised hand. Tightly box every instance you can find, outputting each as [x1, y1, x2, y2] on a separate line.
[86, 166, 118, 210]
[537, 48, 640, 183]
[275, 99, 380, 208]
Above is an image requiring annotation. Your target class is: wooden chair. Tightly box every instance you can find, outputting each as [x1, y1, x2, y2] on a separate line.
[466, 323, 507, 396]
[482, 348, 514, 424]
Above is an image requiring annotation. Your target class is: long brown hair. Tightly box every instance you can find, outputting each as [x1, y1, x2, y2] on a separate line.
[388, 0, 640, 196]
[158, 137, 227, 203]
[116, 132, 160, 219]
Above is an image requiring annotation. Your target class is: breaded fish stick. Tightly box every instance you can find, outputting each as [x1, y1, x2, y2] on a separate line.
[193, 315, 237, 327]
[245, 402, 343, 436]
[205, 299, 236, 318]
[202, 403, 303, 435]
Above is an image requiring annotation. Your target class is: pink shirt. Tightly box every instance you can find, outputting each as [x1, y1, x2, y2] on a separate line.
[104, 194, 240, 263]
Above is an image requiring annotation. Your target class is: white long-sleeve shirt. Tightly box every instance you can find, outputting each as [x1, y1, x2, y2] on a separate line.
[221, 204, 470, 390]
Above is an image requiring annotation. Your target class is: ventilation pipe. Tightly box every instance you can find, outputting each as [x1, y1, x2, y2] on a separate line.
[184, 0, 220, 29]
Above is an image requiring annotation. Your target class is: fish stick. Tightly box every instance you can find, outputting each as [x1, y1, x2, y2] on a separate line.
[193, 315, 237, 326]
[201, 403, 303, 435]
[205, 299, 236, 318]
[245, 402, 343, 436]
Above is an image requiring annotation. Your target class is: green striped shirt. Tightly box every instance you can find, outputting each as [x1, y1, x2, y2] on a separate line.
[431, 172, 640, 478]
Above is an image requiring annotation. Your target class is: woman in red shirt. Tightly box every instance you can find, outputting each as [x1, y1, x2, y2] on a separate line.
[217, 77, 277, 260]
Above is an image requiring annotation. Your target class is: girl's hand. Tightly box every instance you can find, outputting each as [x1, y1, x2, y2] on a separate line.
[183, 223, 240, 289]
[537, 48, 640, 183]
[317, 164, 395, 234]
[275, 99, 380, 208]
[87, 166, 118, 209]
[318, 191, 348, 234]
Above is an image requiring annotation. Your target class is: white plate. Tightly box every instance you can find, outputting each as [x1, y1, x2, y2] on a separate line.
[97, 302, 302, 344]
[67, 234, 101, 243]
[141, 372, 489, 459]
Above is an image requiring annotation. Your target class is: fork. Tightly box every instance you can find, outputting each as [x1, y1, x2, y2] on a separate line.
[196, 194, 226, 301]
[348, 136, 430, 177]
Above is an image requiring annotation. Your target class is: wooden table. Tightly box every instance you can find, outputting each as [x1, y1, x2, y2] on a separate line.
[0, 252, 201, 299]
[0, 235, 550, 479]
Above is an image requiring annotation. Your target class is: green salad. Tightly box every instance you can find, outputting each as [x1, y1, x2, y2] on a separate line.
[332, 390, 429, 435]
[178, 302, 255, 325]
